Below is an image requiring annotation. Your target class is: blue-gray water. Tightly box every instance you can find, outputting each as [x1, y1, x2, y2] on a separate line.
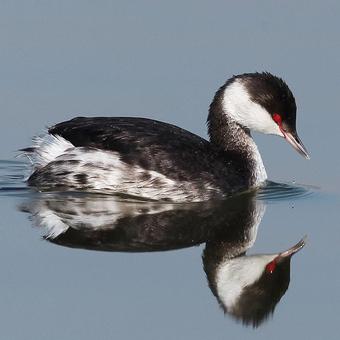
[1, 1, 340, 339]
[0, 161, 338, 339]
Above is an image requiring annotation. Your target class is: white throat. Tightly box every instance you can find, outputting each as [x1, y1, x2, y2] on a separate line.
[246, 137, 267, 185]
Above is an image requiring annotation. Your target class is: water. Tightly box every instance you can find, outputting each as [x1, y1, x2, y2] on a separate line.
[1, 1, 340, 338]
[0, 161, 339, 339]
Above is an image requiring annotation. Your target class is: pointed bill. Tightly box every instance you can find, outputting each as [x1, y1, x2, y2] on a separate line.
[279, 236, 307, 259]
[282, 131, 310, 159]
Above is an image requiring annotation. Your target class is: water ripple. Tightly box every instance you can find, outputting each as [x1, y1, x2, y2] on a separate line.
[256, 180, 316, 202]
[0, 160, 29, 194]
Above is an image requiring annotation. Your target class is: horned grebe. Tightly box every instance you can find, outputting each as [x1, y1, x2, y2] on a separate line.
[22, 72, 309, 202]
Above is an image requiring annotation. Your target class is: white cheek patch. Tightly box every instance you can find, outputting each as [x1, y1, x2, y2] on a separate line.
[222, 80, 283, 136]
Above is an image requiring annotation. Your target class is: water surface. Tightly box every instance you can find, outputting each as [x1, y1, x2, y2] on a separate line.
[0, 160, 338, 340]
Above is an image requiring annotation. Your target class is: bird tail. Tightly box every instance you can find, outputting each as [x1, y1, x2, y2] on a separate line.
[18, 133, 74, 171]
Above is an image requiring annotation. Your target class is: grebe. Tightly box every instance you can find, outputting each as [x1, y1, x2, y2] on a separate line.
[22, 72, 309, 202]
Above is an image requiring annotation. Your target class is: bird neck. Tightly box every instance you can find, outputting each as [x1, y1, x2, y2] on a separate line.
[207, 86, 267, 185]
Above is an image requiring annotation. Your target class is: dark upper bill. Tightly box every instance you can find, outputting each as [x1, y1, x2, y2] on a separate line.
[282, 130, 310, 159]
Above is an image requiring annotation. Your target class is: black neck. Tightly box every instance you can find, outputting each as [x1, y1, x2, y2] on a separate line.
[206, 84, 267, 187]
[207, 84, 251, 153]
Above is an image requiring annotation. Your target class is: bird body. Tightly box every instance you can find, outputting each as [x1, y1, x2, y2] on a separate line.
[27, 117, 255, 201]
[23, 72, 309, 202]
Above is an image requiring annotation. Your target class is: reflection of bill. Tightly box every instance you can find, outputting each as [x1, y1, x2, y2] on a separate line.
[19, 192, 305, 327]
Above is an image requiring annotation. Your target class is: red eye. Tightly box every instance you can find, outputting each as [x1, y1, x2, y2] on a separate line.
[265, 260, 276, 274]
[273, 113, 282, 126]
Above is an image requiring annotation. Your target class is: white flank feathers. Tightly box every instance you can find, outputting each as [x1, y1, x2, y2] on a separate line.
[24, 134, 221, 202]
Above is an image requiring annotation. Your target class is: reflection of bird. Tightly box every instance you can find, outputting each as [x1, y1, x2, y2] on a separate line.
[19, 192, 261, 251]
[20, 191, 306, 327]
[203, 237, 305, 328]
[22, 73, 308, 202]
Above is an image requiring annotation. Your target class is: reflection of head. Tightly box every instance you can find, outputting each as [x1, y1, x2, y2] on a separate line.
[204, 235, 305, 328]
[234, 259, 291, 327]
[215, 254, 289, 327]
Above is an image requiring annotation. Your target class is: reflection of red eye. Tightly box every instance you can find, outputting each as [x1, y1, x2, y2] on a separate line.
[266, 260, 277, 274]
[273, 113, 282, 126]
